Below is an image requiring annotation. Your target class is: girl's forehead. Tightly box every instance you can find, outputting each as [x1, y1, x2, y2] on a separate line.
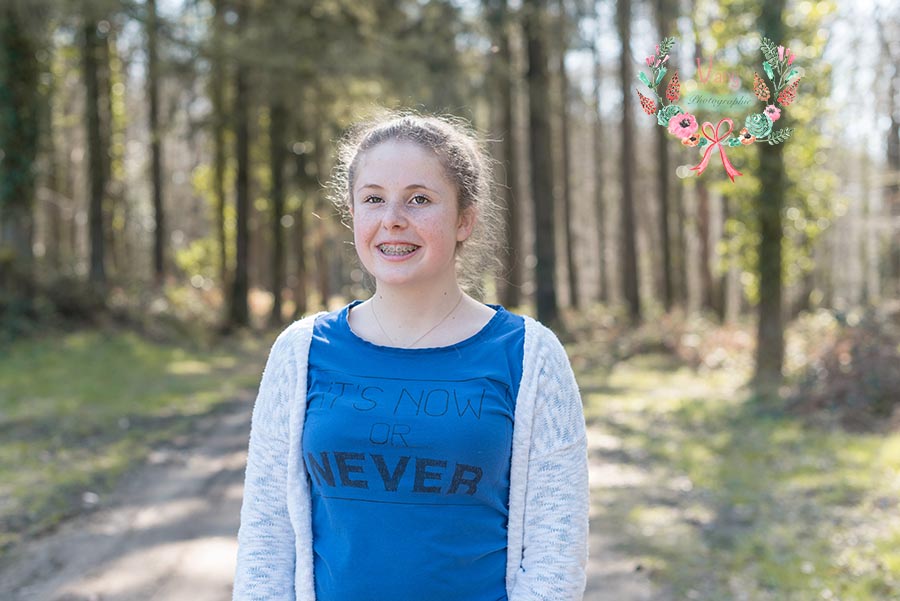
[354, 139, 452, 186]
[358, 138, 440, 165]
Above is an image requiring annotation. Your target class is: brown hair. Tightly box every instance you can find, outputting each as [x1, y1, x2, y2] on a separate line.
[328, 109, 503, 298]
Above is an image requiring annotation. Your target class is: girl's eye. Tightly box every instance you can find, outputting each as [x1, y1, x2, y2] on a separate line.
[362, 195, 383, 204]
[410, 195, 430, 205]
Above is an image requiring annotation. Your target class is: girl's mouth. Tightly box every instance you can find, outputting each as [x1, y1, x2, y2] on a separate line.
[377, 243, 420, 256]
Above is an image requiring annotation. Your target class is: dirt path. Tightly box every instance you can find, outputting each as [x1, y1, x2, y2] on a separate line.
[0, 392, 253, 601]
[585, 423, 669, 601]
[0, 391, 664, 601]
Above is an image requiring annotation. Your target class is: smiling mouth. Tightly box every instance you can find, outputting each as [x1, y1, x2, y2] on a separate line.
[377, 243, 420, 256]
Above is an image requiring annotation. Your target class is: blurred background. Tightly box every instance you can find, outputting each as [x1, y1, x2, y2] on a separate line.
[1, 0, 899, 599]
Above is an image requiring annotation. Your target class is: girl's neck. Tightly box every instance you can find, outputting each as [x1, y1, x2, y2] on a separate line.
[369, 281, 466, 332]
[347, 279, 496, 349]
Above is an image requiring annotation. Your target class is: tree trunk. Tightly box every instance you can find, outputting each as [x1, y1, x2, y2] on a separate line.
[212, 0, 229, 307]
[485, 0, 523, 309]
[695, 181, 716, 313]
[591, 8, 608, 304]
[556, 0, 578, 308]
[523, 0, 559, 326]
[674, 178, 688, 305]
[655, 0, 674, 312]
[312, 100, 331, 309]
[716, 191, 728, 321]
[879, 21, 900, 299]
[228, 3, 250, 327]
[617, 0, 640, 322]
[82, 19, 107, 287]
[97, 25, 122, 278]
[861, 150, 880, 304]
[0, 5, 39, 304]
[292, 146, 310, 319]
[269, 100, 287, 326]
[44, 71, 62, 274]
[147, 0, 165, 285]
[754, 0, 788, 395]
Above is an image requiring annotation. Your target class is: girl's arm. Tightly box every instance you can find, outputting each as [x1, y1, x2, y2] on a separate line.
[510, 330, 590, 601]
[233, 334, 298, 601]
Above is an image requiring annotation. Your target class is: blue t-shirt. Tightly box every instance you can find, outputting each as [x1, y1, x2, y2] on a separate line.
[303, 300, 525, 601]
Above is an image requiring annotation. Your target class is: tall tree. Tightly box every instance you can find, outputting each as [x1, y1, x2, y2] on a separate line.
[0, 3, 41, 306]
[590, 0, 608, 304]
[484, 0, 523, 309]
[146, 0, 165, 284]
[210, 0, 229, 302]
[654, 0, 675, 311]
[556, 0, 578, 308]
[268, 100, 287, 326]
[754, 0, 788, 394]
[312, 95, 331, 309]
[292, 145, 310, 319]
[876, 12, 900, 298]
[617, 0, 640, 322]
[82, 15, 107, 287]
[228, 1, 250, 327]
[523, 0, 559, 325]
[695, 181, 716, 313]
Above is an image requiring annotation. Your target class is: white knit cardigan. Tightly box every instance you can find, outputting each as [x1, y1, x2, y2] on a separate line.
[233, 311, 589, 601]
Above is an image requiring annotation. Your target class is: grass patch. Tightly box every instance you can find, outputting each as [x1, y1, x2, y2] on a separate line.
[0, 326, 271, 559]
[584, 353, 900, 601]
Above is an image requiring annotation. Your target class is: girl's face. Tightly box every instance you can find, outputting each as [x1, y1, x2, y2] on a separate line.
[350, 139, 475, 291]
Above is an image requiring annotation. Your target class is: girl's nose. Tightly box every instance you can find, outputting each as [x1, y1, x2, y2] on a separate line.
[382, 200, 408, 229]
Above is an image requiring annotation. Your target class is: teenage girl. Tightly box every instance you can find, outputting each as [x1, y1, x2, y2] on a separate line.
[233, 112, 589, 601]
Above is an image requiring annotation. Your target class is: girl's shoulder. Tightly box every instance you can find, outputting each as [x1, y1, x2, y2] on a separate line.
[519, 315, 567, 355]
[267, 311, 329, 356]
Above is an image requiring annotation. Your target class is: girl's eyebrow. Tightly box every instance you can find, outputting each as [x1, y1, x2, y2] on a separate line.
[355, 183, 439, 194]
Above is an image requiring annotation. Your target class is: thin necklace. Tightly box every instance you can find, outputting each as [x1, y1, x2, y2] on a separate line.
[371, 292, 465, 348]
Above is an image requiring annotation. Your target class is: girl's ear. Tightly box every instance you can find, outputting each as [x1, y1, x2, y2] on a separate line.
[456, 205, 477, 242]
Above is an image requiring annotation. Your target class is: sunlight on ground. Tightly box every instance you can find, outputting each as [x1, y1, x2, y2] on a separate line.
[583, 353, 900, 601]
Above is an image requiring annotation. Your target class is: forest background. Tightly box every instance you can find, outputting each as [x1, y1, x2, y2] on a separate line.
[1, 0, 900, 599]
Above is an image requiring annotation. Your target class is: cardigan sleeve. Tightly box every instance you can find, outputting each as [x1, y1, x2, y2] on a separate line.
[233, 330, 299, 601]
[509, 326, 589, 601]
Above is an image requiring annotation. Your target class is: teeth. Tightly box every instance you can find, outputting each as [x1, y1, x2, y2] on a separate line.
[379, 244, 418, 256]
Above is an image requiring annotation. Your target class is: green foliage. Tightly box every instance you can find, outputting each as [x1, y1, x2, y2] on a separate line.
[0, 8, 40, 212]
[174, 236, 220, 281]
[696, 0, 838, 304]
[191, 163, 236, 274]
